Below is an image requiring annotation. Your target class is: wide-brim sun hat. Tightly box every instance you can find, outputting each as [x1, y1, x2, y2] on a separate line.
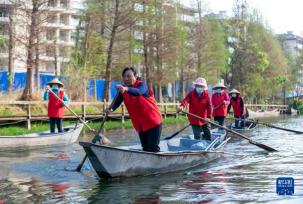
[193, 77, 207, 87]
[48, 78, 64, 87]
[212, 83, 227, 89]
[229, 89, 240, 94]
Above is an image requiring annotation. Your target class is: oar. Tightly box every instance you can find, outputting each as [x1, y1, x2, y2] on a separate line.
[228, 117, 303, 134]
[163, 124, 191, 140]
[182, 110, 278, 152]
[75, 91, 120, 172]
[46, 87, 111, 144]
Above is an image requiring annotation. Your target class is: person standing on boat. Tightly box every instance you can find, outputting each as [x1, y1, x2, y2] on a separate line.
[211, 82, 230, 126]
[44, 78, 69, 133]
[105, 67, 163, 152]
[177, 77, 212, 140]
[227, 89, 246, 129]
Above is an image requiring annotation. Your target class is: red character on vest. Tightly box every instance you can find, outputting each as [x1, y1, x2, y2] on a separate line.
[178, 77, 212, 140]
[106, 67, 163, 152]
[211, 82, 230, 126]
[44, 78, 69, 133]
[227, 89, 247, 129]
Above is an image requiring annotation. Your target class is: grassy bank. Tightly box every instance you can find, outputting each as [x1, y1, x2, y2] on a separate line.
[0, 116, 188, 136]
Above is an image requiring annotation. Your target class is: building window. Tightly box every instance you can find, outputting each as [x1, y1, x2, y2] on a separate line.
[45, 45, 55, 57]
[47, 14, 57, 24]
[60, 0, 68, 8]
[134, 3, 143, 12]
[48, 0, 56, 7]
[0, 8, 8, 17]
[46, 29, 56, 40]
[59, 30, 68, 42]
[134, 31, 143, 41]
[60, 14, 69, 25]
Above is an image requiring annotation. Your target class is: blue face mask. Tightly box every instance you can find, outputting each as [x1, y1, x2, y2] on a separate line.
[196, 87, 204, 94]
[215, 89, 222, 94]
[52, 85, 59, 89]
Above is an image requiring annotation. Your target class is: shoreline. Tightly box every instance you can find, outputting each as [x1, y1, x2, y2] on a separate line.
[0, 116, 188, 136]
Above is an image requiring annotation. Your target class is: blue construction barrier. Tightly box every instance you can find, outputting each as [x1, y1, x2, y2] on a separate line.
[0, 71, 122, 100]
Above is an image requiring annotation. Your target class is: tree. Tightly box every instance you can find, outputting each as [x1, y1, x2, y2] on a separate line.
[15, 0, 50, 100]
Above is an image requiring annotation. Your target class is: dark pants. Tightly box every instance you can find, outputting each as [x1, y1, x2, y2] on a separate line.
[214, 116, 225, 126]
[139, 124, 162, 152]
[50, 117, 63, 133]
[191, 124, 211, 140]
[235, 116, 245, 129]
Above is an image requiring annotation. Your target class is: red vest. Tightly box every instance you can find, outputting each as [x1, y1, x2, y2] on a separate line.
[212, 92, 228, 117]
[230, 96, 245, 117]
[48, 90, 65, 118]
[181, 90, 212, 126]
[122, 80, 163, 133]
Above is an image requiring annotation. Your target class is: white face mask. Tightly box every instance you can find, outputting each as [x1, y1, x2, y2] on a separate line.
[52, 85, 59, 89]
[231, 93, 237, 98]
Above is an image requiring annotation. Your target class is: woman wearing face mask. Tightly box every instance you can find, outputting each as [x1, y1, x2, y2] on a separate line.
[106, 67, 163, 152]
[178, 77, 212, 140]
[227, 89, 246, 129]
[44, 78, 69, 133]
[211, 82, 230, 126]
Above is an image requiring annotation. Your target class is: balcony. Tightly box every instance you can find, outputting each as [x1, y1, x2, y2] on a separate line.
[0, 16, 8, 23]
[0, 52, 8, 58]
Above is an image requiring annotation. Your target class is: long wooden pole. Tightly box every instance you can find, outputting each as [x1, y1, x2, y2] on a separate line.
[182, 110, 278, 152]
[75, 91, 120, 172]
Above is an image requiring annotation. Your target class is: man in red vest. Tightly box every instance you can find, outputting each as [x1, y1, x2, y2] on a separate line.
[44, 78, 69, 133]
[178, 77, 212, 140]
[227, 89, 246, 129]
[106, 67, 163, 152]
[211, 82, 230, 126]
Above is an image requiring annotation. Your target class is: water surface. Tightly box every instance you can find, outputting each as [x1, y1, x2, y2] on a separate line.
[0, 116, 303, 203]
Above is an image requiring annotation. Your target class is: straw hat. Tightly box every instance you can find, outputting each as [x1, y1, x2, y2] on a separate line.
[229, 89, 240, 94]
[48, 78, 64, 87]
[193, 77, 207, 87]
[212, 82, 227, 89]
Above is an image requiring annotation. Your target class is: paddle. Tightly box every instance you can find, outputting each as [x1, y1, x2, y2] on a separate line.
[46, 87, 111, 144]
[163, 124, 191, 140]
[182, 110, 278, 152]
[75, 91, 120, 172]
[228, 117, 303, 134]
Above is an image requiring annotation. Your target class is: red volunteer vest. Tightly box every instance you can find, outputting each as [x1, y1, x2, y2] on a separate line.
[48, 90, 65, 118]
[182, 90, 212, 126]
[122, 80, 163, 133]
[212, 92, 228, 117]
[230, 96, 245, 117]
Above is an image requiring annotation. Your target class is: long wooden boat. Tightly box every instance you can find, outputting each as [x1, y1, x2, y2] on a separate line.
[0, 124, 83, 151]
[247, 109, 280, 118]
[227, 120, 257, 139]
[79, 129, 229, 178]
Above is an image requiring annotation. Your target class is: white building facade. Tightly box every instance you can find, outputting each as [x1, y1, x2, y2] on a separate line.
[0, 0, 75, 74]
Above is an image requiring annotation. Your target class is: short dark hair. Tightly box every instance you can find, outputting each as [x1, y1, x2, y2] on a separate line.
[122, 67, 137, 77]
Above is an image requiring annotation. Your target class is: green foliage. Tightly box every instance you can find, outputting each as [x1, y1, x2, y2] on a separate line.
[291, 99, 303, 114]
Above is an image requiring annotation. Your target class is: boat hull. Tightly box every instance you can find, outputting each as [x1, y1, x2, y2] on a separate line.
[80, 130, 228, 178]
[227, 121, 257, 139]
[0, 124, 83, 151]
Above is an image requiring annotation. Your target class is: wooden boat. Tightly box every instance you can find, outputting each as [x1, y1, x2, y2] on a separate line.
[0, 124, 83, 151]
[247, 109, 280, 118]
[79, 129, 229, 178]
[227, 119, 257, 138]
